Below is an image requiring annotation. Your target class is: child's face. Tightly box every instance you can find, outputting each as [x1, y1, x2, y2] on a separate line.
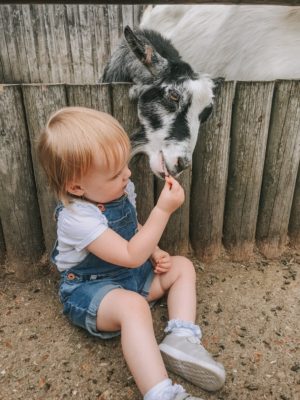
[71, 155, 132, 204]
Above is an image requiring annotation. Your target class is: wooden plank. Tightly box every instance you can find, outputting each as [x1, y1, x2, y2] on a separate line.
[0, 219, 6, 266]
[223, 81, 274, 260]
[107, 5, 123, 55]
[22, 84, 67, 255]
[0, 85, 44, 279]
[111, 83, 155, 226]
[289, 166, 300, 247]
[256, 80, 300, 257]
[20, 5, 41, 83]
[66, 83, 112, 113]
[156, 169, 191, 255]
[190, 81, 235, 262]
[94, 5, 111, 81]
[0, 8, 13, 82]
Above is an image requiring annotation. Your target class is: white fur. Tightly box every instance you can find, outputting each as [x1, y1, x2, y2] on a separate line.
[140, 5, 300, 80]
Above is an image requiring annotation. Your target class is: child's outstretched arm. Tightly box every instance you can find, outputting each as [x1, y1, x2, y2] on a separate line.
[87, 176, 184, 268]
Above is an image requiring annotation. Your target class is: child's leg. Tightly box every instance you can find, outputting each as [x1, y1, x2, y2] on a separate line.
[147, 255, 197, 322]
[147, 256, 226, 392]
[96, 288, 168, 395]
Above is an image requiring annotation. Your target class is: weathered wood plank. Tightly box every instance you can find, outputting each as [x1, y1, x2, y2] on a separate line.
[22, 84, 67, 255]
[111, 83, 154, 226]
[190, 81, 235, 262]
[257, 81, 300, 257]
[156, 169, 191, 255]
[0, 219, 6, 266]
[0, 4, 144, 84]
[66, 84, 111, 114]
[289, 166, 300, 247]
[0, 85, 44, 279]
[223, 81, 274, 260]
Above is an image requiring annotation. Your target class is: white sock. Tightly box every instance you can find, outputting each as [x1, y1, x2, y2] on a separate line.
[165, 319, 202, 340]
[144, 379, 185, 400]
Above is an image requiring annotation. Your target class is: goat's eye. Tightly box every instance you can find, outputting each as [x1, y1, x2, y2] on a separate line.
[169, 89, 180, 102]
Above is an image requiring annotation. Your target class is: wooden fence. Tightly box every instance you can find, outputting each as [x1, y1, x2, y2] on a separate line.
[0, 4, 145, 84]
[0, 82, 299, 279]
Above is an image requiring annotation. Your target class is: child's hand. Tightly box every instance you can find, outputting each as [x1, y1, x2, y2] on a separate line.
[156, 176, 185, 214]
[151, 248, 171, 274]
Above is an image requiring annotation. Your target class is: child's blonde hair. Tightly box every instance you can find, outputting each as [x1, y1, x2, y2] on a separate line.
[37, 107, 131, 204]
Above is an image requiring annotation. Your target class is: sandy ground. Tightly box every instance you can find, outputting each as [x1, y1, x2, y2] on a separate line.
[0, 249, 299, 400]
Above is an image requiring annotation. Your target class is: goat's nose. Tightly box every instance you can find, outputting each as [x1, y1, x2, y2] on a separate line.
[177, 157, 188, 172]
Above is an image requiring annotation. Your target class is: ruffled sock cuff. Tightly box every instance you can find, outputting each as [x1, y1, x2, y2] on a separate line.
[164, 319, 202, 339]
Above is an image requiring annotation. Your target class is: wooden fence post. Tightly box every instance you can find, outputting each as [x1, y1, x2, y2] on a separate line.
[256, 80, 300, 257]
[22, 84, 67, 255]
[190, 81, 235, 262]
[0, 85, 44, 279]
[223, 81, 274, 260]
[289, 166, 300, 248]
[111, 83, 155, 225]
[0, 219, 5, 266]
[155, 169, 191, 255]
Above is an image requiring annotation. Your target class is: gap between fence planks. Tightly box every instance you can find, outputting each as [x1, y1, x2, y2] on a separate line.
[256, 80, 300, 257]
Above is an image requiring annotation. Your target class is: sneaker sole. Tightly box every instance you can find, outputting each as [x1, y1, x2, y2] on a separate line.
[159, 343, 226, 392]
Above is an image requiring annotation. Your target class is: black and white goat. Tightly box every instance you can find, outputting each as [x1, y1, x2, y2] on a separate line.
[140, 5, 300, 81]
[101, 26, 216, 178]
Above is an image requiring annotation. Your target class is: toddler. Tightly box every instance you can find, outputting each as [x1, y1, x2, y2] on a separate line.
[37, 107, 225, 400]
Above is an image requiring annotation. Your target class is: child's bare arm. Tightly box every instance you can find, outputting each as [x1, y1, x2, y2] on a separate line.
[87, 176, 184, 268]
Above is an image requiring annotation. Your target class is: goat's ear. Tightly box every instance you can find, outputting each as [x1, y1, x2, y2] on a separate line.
[199, 104, 213, 123]
[124, 26, 168, 78]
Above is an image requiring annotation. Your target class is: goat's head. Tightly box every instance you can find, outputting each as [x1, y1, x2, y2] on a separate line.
[105, 26, 217, 178]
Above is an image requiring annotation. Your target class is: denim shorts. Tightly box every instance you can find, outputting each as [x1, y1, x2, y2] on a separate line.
[59, 260, 154, 339]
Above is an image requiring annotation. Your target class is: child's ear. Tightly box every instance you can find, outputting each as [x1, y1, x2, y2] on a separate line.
[66, 182, 85, 197]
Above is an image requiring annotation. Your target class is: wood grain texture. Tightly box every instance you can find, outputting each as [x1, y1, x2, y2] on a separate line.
[0, 85, 44, 279]
[0, 4, 144, 84]
[289, 166, 300, 247]
[190, 81, 235, 262]
[22, 84, 67, 255]
[223, 81, 274, 260]
[257, 81, 300, 257]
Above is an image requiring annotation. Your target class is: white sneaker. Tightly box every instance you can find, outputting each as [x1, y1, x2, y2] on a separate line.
[159, 334, 226, 391]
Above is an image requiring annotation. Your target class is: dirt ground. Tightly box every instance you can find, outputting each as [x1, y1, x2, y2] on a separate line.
[0, 249, 299, 400]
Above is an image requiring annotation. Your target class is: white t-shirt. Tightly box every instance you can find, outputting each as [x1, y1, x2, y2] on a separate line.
[55, 180, 137, 272]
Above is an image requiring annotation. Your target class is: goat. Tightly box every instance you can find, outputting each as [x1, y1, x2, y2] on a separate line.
[140, 5, 300, 81]
[101, 26, 217, 178]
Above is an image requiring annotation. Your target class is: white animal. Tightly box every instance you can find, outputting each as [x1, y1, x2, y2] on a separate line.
[140, 5, 300, 81]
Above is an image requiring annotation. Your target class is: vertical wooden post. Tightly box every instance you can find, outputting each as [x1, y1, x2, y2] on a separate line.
[0, 219, 6, 266]
[223, 81, 274, 260]
[0, 85, 44, 279]
[22, 84, 67, 255]
[111, 83, 155, 225]
[289, 166, 300, 248]
[190, 81, 235, 262]
[257, 81, 300, 257]
[156, 169, 191, 255]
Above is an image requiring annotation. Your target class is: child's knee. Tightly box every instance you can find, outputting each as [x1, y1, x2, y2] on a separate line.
[174, 256, 196, 280]
[121, 290, 150, 316]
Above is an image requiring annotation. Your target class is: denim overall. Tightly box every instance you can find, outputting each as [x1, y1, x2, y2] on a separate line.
[51, 194, 154, 339]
